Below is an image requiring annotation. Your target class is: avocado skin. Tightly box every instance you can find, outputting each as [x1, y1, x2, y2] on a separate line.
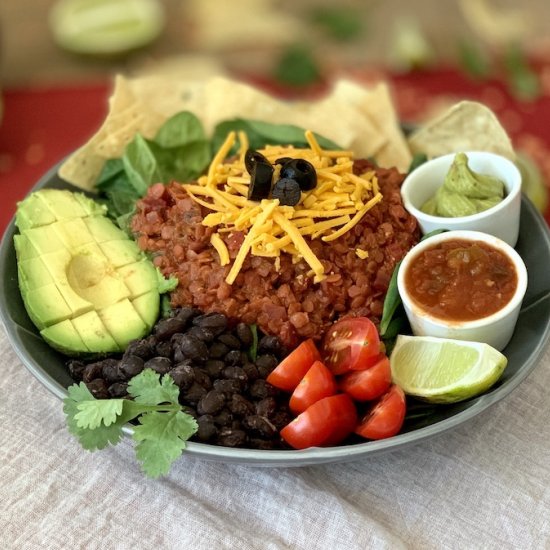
[15, 189, 162, 357]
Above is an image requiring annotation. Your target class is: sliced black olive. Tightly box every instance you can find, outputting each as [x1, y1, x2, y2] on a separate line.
[280, 158, 317, 191]
[274, 157, 293, 166]
[271, 177, 301, 206]
[248, 161, 274, 201]
[245, 149, 270, 174]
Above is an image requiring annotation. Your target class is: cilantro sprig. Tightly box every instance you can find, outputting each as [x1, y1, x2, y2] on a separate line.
[64, 369, 198, 478]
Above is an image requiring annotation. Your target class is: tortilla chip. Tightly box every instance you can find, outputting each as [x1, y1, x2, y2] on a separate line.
[59, 75, 165, 189]
[331, 80, 412, 173]
[59, 74, 412, 191]
[408, 100, 515, 161]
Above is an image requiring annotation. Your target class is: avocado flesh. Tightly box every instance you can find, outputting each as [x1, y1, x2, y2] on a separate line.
[15, 189, 163, 357]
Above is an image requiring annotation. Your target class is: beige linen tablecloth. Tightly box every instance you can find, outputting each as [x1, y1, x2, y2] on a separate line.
[1, 324, 549, 550]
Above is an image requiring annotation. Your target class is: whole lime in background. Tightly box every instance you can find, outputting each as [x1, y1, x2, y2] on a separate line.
[49, 0, 165, 57]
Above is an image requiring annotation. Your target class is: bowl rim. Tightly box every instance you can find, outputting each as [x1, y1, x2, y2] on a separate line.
[397, 229, 528, 329]
[1, 162, 549, 466]
[400, 151, 522, 224]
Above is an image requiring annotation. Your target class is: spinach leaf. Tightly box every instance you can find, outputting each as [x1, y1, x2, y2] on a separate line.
[96, 158, 125, 188]
[212, 118, 341, 155]
[95, 160, 140, 219]
[148, 140, 212, 183]
[380, 259, 403, 338]
[154, 111, 206, 148]
[407, 152, 428, 174]
[123, 134, 163, 195]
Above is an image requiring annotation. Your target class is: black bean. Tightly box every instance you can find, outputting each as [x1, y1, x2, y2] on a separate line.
[231, 419, 243, 431]
[67, 360, 85, 381]
[258, 335, 285, 357]
[174, 306, 197, 325]
[86, 378, 109, 399]
[270, 409, 294, 430]
[186, 325, 215, 343]
[208, 341, 229, 359]
[227, 394, 255, 417]
[255, 354, 278, 372]
[193, 368, 213, 390]
[217, 428, 247, 448]
[119, 355, 144, 379]
[255, 355, 278, 379]
[224, 350, 243, 367]
[218, 333, 242, 350]
[169, 363, 195, 390]
[203, 359, 225, 379]
[242, 362, 260, 382]
[155, 341, 172, 358]
[102, 359, 123, 383]
[242, 415, 277, 438]
[144, 356, 172, 375]
[255, 397, 277, 418]
[213, 379, 243, 395]
[192, 312, 228, 335]
[196, 415, 217, 442]
[82, 361, 105, 383]
[213, 408, 233, 427]
[154, 316, 188, 341]
[182, 382, 207, 406]
[235, 323, 253, 346]
[248, 379, 279, 400]
[108, 382, 129, 398]
[197, 390, 226, 415]
[124, 335, 156, 359]
[223, 366, 248, 384]
[172, 347, 187, 365]
[176, 334, 208, 362]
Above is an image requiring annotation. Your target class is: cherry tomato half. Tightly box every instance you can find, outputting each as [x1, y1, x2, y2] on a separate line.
[267, 339, 321, 392]
[289, 360, 337, 415]
[354, 385, 406, 440]
[338, 354, 391, 401]
[322, 317, 381, 375]
[281, 393, 358, 449]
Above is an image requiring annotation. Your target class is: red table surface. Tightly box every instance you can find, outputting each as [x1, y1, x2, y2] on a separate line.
[1, 68, 549, 238]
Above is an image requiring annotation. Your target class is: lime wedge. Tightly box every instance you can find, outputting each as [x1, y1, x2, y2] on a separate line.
[390, 335, 507, 403]
[49, 0, 164, 56]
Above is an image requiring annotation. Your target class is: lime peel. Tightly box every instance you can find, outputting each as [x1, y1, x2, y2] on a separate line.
[49, 0, 165, 56]
[390, 335, 507, 404]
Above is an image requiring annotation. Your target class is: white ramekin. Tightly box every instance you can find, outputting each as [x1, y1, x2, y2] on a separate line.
[397, 230, 528, 351]
[401, 151, 522, 247]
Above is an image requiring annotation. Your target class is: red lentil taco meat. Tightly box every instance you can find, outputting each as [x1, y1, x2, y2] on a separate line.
[132, 160, 419, 349]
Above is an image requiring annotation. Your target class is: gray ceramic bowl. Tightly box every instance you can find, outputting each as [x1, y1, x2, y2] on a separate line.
[1, 163, 549, 466]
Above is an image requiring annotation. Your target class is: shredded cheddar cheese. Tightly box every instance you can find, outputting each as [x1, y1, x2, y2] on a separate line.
[181, 130, 383, 285]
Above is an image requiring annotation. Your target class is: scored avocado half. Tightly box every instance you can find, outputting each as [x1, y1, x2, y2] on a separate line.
[14, 189, 165, 357]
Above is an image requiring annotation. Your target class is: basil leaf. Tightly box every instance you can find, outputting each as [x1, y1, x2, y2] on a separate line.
[154, 111, 206, 148]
